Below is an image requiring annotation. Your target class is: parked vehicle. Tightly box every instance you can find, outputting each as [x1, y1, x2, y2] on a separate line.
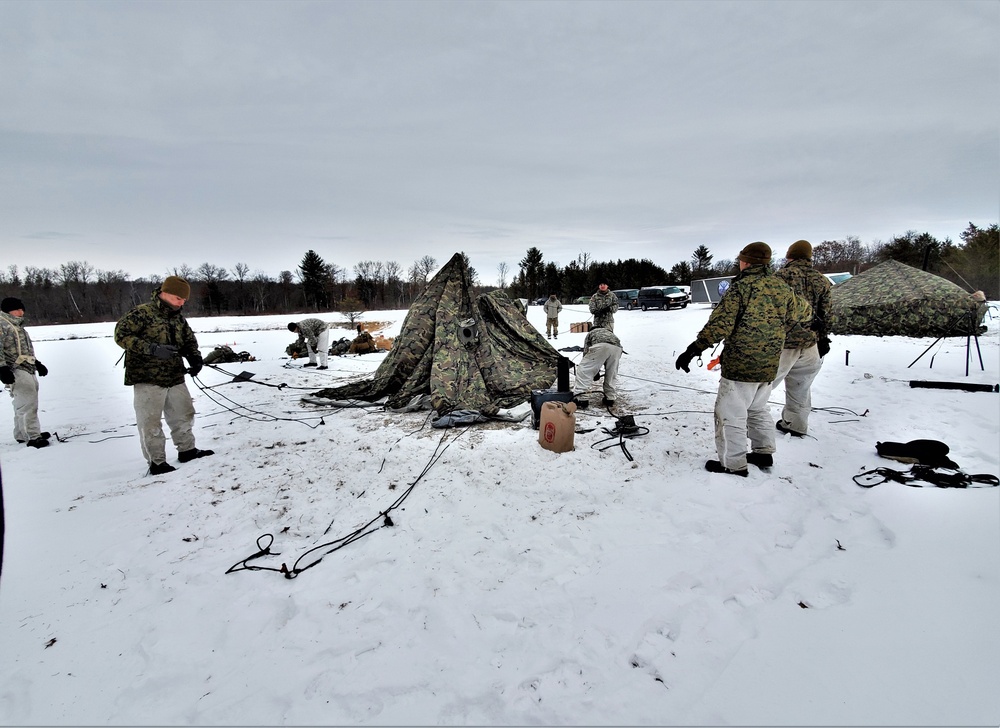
[533, 297, 549, 305]
[612, 288, 639, 310]
[574, 296, 590, 304]
[636, 286, 688, 310]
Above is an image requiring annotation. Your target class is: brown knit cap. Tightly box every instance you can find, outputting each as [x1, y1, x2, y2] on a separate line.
[786, 240, 812, 260]
[161, 275, 191, 299]
[737, 242, 772, 266]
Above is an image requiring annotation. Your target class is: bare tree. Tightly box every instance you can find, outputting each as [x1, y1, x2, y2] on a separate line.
[384, 260, 403, 307]
[250, 270, 272, 312]
[232, 262, 250, 313]
[338, 297, 366, 326]
[497, 261, 509, 289]
[56, 260, 94, 318]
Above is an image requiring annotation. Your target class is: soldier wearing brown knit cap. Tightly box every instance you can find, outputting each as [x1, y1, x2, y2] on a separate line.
[114, 276, 213, 476]
[675, 242, 812, 476]
[771, 240, 832, 437]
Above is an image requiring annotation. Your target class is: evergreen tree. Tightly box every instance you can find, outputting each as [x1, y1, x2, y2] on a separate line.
[668, 261, 693, 285]
[298, 250, 329, 311]
[690, 245, 714, 279]
[947, 223, 999, 298]
[518, 247, 545, 299]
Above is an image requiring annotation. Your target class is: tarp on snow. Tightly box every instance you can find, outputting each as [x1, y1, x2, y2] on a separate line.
[310, 253, 560, 414]
[828, 260, 986, 337]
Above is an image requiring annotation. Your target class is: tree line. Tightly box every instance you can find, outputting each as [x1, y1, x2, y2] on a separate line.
[506, 223, 998, 302]
[1, 223, 995, 326]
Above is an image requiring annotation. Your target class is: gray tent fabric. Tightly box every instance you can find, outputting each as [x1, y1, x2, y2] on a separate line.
[310, 253, 561, 415]
[828, 260, 987, 337]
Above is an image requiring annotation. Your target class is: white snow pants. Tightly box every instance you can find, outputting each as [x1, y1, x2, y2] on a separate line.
[714, 377, 775, 471]
[771, 344, 823, 434]
[574, 343, 622, 401]
[307, 327, 331, 367]
[133, 382, 197, 465]
[8, 368, 41, 442]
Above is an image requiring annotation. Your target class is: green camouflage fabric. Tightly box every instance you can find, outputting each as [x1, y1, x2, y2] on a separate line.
[293, 318, 329, 350]
[287, 338, 350, 358]
[114, 289, 201, 387]
[694, 265, 812, 382]
[203, 345, 255, 365]
[776, 259, 832, 348]
[0, 310, 38, 373]
[312, 253, 562, 415]
[584, 326, 622, 352]
[589, 289, 619, 329]
[829, 260, 986, 337]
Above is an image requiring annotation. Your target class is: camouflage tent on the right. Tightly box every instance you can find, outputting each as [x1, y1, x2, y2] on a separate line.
[829, 260, 986, 337]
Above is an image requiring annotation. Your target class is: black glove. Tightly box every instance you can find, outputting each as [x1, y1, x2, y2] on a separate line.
[149, 343, 180, 359]
[817, 337, 831, 358]
[35, 361, 48, 376]
[0, 365, 14, 385]
[186, 355, 203, 378]
[675, 342, 704, 373]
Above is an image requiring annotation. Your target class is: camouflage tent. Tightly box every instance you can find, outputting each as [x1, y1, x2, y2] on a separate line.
[829, 260, 986, 337]
[311, 253, 561, 414]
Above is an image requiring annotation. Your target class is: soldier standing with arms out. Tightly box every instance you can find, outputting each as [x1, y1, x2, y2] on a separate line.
[771, 240, 832, 437]
[543, 293, 562, 339]
[115, 276, 212, 476]
[675, 243, 811, 477]
[589, 281, 618, 332]
[0, 297, 50, 448]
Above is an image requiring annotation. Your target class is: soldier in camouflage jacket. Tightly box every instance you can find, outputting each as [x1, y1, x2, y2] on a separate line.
[574, 325, 623, 407]
[771, 240, 833, 436]
[675, 243, 812, 476]
[287, 317, 331, 368]
[588, 283, 619, 331]
[0, 297, 51, 447]
[114, 277, 212, 475]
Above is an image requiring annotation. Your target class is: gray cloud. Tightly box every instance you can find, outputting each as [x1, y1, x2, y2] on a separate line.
[1, 0, 996, 283]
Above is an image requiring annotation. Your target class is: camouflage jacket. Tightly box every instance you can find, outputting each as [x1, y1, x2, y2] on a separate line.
[0, 310, 37, 373]
[583, 327, 622, 353]
[114, 290, 201, 387]
[694, 265, 812, 382]
[543, 297, 563, 318]
[589, 290, 618, 328]
[295, 318, 329, 349]
[776, 259, 832, 348]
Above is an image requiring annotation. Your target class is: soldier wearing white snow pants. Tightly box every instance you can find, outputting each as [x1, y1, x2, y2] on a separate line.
[1, 297, 51, 448]
[771, 344, 823, 435]
[288, 318, 331, 368]
[771, 240, 832, 436]
[713, 378, 776, 469]
[574, 326, 623, 406]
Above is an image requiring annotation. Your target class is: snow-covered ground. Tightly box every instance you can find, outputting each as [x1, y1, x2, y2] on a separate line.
[1, 301, 998, 726]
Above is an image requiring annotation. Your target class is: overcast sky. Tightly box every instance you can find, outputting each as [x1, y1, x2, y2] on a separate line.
[1, 0, 997, 285]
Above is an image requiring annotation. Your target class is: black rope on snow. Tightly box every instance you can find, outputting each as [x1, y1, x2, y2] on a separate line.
[377, 412, 435, 475]
[590, 418, 650, 462]
[191, 374, 329, 429]
[226, 426, 470, 579]
[854, 465, 999, 489]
